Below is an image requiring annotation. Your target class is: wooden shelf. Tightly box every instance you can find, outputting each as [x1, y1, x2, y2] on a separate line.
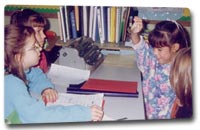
[95, 42, 132, 51]
[47, 36, 133, 52]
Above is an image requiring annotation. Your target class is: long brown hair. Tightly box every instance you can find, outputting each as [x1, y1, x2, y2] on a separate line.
[5, 24, 35, 83]
[170, 48, 192, 109]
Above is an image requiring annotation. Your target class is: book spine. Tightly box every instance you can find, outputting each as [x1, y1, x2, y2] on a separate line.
[110, 7, 116, 43]
[57, 11, 63, 41]
[70, 11, 78, 38]
[97, 8, 104, 44]
[83, 6, 88, 36]
[74, 6, 80, 31]
[64, 6, 71, 40]
[92, 6, 97, 41]
[100, 6, 105, 43]
[107, 7, 111, 42]
[115, 7, 121, 43]
[59, 6, 67, 42]
[89, 6, 94, 38]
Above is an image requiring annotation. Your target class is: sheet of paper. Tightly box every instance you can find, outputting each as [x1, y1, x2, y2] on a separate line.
[47, 64, 90, 86]
[47, 93, 114, 121]
[47, 93, 104, 107]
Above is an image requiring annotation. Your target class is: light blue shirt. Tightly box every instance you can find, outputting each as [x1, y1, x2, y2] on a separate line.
[4, 67, 91, 123]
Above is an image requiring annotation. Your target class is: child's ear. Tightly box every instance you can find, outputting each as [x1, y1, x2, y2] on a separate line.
[172, 43, 180, 52]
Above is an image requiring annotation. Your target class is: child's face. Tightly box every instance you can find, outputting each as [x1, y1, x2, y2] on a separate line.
[153, 46, 175, 64]
[33, 27, 46, 48]
[22, 34, 42, 70]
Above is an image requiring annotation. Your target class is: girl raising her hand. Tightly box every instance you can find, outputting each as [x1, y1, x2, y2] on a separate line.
[130, 16, 190, 119]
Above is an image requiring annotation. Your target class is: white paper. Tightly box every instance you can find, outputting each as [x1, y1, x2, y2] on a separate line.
[47, 64, 90, 86]
[46, 93, 114, 121]
[47, 93, 104, 107]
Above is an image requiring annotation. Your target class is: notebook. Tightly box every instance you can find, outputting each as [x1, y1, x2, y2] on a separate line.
[67, 78, 138, 97]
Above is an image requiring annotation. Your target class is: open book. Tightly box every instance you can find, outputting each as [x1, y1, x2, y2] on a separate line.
[47, 93, 104, 107]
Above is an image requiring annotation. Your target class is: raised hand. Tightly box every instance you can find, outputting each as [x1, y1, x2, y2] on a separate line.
[131, 16, 143, 34]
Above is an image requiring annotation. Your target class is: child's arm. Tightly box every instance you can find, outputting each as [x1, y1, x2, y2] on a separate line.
[130, 16, 143, 44]
[27, 68, 54, 94]
[90, 105, 104, 121]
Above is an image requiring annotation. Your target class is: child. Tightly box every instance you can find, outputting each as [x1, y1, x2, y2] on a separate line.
[4, 24, 104, 124]
[10, 8, 59, 109]
[170, 48, 193, 118]
[10, 8, 49, 73]
[130, 16, 190, 119]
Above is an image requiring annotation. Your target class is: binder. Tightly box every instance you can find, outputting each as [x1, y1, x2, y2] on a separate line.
[67, 78, 138, 97]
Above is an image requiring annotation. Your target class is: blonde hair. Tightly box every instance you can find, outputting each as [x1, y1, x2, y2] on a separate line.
[170, 48, 192, 107]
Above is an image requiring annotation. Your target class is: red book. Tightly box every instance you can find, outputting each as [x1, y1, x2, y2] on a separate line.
[67, 78, 138, 97]
[82, 78, 137, 93]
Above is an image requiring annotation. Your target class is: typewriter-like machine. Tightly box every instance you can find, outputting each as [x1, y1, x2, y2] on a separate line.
[58, 36, 104, 72]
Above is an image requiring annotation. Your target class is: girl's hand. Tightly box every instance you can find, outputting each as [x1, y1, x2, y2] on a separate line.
[131, 16, 143, 34]
[42, 88, 58, 104]
[90, 105, 104, 121]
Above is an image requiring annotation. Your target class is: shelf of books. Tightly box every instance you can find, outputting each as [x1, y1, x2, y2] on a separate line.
[5, 5, 191, 50]
[54, 6, 138, 46]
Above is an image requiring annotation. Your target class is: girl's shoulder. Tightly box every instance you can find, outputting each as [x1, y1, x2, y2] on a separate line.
[4, 74, 27, 92]
[5, 74, 22, 83]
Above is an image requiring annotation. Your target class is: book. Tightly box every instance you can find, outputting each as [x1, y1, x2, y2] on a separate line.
[67, 78, 138, 97]
[70, 10, 78, 38]
[83, 6, 88, 36]
[100, 6, 106, 43]
[97, 7, 104, 44]
[89, 6, 94, 38]
[92, 6, 98, 41]
[59, 6, 68, 43]
[107, 7, 111, 42]
[47, 93, 104, 107]
[110, 7, 116, 43]
[57, 11, 63, 41]
[64, 6, 71, 40]
[122, 7, 130, 42]
[115, 7, 121, 43]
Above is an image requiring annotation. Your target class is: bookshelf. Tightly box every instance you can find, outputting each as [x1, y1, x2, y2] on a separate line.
[5, 5, 191, 51]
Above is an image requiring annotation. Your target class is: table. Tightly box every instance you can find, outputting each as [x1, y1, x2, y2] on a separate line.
[90, 54, 145, 120]
[54, 53, 145, 120]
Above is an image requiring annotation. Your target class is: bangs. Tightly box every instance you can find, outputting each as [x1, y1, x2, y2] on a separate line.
[148, 30, 171, 48]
